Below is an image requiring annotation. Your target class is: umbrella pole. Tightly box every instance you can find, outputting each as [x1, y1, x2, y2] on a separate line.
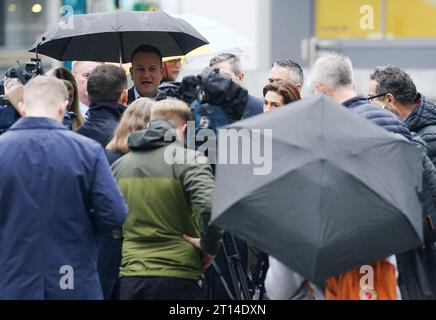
[119, 48, 123, 67]
[118, 32, 125, 67]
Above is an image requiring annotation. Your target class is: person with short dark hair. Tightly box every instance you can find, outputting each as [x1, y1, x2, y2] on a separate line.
[209, 53, 263, 119]
[76, 65, 128, 148]
[128, 45, 164, 104]
[368, 66, 436, 162]
[369, 65, 436, 300]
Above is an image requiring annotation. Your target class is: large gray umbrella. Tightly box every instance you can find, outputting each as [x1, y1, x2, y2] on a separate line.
[29, 10, 208, 63]
[211, 94, 424, 285]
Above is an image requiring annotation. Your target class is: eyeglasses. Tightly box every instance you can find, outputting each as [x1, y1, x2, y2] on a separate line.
[367, 93, 388, 102]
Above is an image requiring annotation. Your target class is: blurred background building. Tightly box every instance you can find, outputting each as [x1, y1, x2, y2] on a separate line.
[1, 0, 436, 98]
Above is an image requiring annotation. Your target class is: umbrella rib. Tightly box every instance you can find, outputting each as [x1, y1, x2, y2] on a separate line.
[60, 37, 73, 61]
[169, 32, 185, 56]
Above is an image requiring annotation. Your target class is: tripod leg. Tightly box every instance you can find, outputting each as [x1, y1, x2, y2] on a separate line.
[211, 261, 236, 300]
[230, 235, 251, 300]
[223, 242, 244, 300]
[251, 252, 269, 300]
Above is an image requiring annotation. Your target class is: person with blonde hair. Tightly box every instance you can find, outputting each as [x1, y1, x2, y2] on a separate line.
[47, 67, 85, 130]
[112, 98, 222, 300]
[105, 98, 154, 165]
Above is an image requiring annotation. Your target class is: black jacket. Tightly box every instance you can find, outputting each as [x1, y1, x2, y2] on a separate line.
[76, 101, 125, 148]
[127, 87, 136, 105]
[405, 96, 436, 164]
[342, 97, 436, 299]
[397, 96, 436, 299]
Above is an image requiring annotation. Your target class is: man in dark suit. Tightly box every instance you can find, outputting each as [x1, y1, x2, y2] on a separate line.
[77, 65, 128, 148]
[128, 45, 164, 105]
[209, 53, 263, 120]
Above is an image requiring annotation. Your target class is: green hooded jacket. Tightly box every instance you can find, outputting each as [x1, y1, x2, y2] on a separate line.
[112, 119, 222, 280]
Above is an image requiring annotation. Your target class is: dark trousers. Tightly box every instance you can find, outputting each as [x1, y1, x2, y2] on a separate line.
[97, 236, 122, 300]
[397, 243, 436, 299]
[119, 276, 206, 300]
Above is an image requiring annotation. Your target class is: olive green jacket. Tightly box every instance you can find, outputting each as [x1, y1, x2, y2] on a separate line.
[112, 119, 222, 280]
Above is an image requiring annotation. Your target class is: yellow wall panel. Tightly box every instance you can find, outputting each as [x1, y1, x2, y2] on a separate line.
[316, 0, 382, 38]
[386, 0, 436, 38]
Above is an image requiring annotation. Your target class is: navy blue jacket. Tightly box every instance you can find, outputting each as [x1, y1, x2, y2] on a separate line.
[242, 95, 263, 119]
[0, 117, 128, 299]
[343, 96, 412, 140]
[98, 150, 126, 300]
[76, 101, 125, 148]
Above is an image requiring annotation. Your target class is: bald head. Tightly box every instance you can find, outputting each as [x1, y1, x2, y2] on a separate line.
[72, 61, 104, 106]
[19, 76, 68, 122]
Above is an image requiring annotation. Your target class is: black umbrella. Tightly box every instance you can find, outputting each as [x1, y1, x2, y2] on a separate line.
[29, 10, 208, 63]
[211, 94, 425, 285]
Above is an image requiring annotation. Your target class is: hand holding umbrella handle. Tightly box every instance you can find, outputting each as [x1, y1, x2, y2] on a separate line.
[182, 234, 215, 269]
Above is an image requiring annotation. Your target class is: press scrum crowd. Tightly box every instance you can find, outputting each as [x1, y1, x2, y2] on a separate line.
[1, 44, 436, 300]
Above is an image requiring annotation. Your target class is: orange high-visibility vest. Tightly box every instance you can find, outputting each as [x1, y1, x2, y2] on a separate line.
[325, 260, 397, 300]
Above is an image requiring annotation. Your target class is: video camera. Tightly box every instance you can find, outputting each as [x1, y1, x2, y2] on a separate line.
[0, 58, 45, 134]
[4, 58, 44, 85]
[1, 58, 45, 105]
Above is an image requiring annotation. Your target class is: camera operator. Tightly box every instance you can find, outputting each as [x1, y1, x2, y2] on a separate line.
[0, 59, 44, 134]
[0, 77, 23, 135]
[1, 59, 78, 134]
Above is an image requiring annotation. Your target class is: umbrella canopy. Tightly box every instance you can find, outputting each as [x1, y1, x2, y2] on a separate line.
[29, 10, 208, 63]
[164, 14, 253, 69]
[211, 94, 424, 285]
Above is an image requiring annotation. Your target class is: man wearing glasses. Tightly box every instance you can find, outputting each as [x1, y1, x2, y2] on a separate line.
[162, 58, 182, 83]
[368, 65, 436, 300]
[368, 66, 436, 162]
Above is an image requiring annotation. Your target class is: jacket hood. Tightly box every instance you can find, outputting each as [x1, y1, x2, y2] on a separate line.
[128, 119, 177, 151]
[405, 96, 436, 132]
